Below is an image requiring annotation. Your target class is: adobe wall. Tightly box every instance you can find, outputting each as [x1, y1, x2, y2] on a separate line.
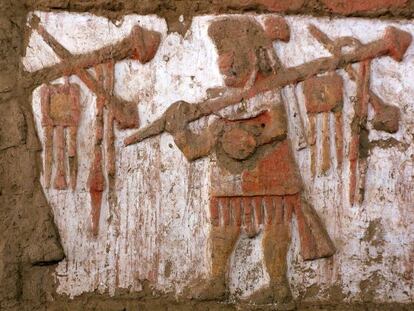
[1, 1, 414, 310]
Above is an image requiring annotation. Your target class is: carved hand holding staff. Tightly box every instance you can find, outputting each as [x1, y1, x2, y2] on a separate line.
[125, 26, 411, 146]
[123, 20, 411, 303]
[150, 17, 338, 303]
[125, 23, 411, 207]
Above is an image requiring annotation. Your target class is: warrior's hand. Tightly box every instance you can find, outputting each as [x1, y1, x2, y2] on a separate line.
[164, 101, 200, 134]
[124, 100, 203, 146]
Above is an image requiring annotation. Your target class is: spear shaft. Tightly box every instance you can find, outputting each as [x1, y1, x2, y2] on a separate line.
[123, 26, 411, 146]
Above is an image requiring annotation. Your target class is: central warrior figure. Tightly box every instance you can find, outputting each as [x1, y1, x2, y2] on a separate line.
[163, 16, 336, 303]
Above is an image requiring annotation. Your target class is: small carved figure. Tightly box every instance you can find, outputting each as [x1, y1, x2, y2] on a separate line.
[303, 72, 344, 176]
[29, 16, 161, 235]
[40, 79, 80, 190]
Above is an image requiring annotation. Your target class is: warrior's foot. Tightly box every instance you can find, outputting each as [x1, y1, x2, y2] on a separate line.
[243, 282, 293, 305]
[184, 277, 227, 301]
[272, 281, 293, 304]
[243, 285, 274, 305]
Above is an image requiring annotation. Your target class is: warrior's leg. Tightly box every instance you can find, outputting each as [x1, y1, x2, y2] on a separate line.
[68, 126, 78, 190]
[263, 208, 292, 302]
[211, 225, 240, 289]
[54, 126, 67, 190]
[246, 196, 293, 304]
[43, 126, 53, 188]
[190, 197, 240, 300]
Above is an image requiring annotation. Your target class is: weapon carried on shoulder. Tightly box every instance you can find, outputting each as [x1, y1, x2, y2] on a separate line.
[124, 26, 412, 148]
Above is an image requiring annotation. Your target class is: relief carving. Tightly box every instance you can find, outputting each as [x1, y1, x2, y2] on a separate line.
[40, 79, 80, 190]
[125, 16, 411, 303]
[28, 15, 161, 235]
[306, 24, 403, 204]
[303, 72, 344, 176]
[24, 12, 413, 305]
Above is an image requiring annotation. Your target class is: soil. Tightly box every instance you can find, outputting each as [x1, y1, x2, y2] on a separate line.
[26, 0, 414, 35]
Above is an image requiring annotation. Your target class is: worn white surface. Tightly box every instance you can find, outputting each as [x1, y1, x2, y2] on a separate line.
[24, 12, 414, 302]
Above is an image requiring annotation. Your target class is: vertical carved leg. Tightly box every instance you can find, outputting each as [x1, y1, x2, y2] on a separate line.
[334, 111, 344, 168]
[43, 126, 53, 188]
[246, 196, 292, 304]
[209, 197, 241, 296]
[189, 197, 240, 300]
[68, 126, 78, 190]
[253, 197, 264, 231]
[243, 197, 255, 237]
[308, 114, 317, 178]
[262, 220, 292, 302]
[355, 61, 370, 205]
[54, 126, 67, 190]
[321, 112, 331, 174]
[210, 225, 240, 283]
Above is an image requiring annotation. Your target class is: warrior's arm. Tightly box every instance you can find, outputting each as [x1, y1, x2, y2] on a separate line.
[163, 100, 215, 161]
[125, 26, 412, 147]
[173, 127, 215, 161]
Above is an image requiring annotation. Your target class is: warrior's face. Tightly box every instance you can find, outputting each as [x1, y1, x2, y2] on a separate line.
[216, 46, 257, 88]
[209, 18, 265, 88]
[208, 16, 290, 88]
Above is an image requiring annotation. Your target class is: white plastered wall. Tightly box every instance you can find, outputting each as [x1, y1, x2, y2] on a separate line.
[24, 12, 414, 302]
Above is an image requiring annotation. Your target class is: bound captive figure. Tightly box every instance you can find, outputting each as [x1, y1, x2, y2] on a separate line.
[163, 17, 335, 303]
[124, 15, 411, 304]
